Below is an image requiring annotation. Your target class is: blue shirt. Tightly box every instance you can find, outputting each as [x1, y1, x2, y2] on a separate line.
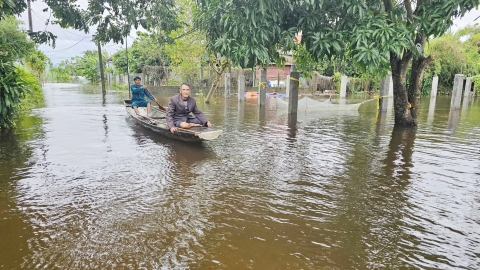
[131, 84, 154, 102]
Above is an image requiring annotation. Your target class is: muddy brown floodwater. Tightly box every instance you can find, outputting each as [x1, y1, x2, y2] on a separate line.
[0, 83, 479, 269]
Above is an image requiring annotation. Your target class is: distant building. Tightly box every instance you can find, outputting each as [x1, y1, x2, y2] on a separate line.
[256, 32, 302, 88]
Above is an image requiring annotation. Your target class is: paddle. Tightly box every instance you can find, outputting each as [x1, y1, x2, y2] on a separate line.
[144, 87, 167, 112]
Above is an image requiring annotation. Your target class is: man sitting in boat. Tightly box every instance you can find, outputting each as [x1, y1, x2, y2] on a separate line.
[166, 83, 212, 133]
[130, 76, 158, 118]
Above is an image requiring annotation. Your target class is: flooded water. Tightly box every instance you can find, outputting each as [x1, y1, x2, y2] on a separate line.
[1, 83, 479, 269]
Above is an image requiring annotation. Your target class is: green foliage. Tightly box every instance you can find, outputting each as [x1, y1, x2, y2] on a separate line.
[24, 49, 51, 78]
[165, 0, 206, 83]
[331, 72, 342, 93]
[8, 0, 181, 46]
[348, 73, 380, 94]
[196, 0, 478, 72]
[16, 66, 44, 111]
[0, 16, 40, 129]
[0, 0, 26, 18]
[423, 25, 480, 95]
[0, 16, 35, 63]
[293, 44, 327, 79]
[110, 83, 128, 90]
[472, 75, 480, 89]
[75, 50, 101, 82]
[113, 33, 170, 74]
[420, 59, 441, 96]
[0, 64, 28, 128]
[71, 50, 110, 82]
[47, 67, 70, 83]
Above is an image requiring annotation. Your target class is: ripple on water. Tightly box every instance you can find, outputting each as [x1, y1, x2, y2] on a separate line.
[1, 88, 480, 269]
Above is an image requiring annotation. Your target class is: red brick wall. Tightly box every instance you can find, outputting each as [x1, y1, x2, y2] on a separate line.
[256, 65, 292, 81]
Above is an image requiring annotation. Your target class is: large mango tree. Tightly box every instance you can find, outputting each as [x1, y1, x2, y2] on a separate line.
[195, 0, 479, 126]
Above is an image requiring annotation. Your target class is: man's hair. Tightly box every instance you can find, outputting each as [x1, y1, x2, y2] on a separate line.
[133, 76, 141, 81]
[179, 82, 191, 89]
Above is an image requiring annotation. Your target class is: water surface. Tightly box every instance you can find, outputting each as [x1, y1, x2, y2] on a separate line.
[0, 83, 479, 269]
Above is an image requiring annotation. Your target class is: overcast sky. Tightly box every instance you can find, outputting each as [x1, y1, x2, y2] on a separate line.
[18, 3, 480, 65]
[18, 1, 133, 65]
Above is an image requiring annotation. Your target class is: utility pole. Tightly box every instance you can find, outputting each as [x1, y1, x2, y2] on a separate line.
[27, 0, 33, 32]
[126, 35, 130, 98]
[93, 35, 106, 95]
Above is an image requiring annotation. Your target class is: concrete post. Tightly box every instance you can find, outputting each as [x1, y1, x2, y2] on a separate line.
[238, 74, 245, 102]
[447, 108, 460, 134]
[464, 77, 472, 98]
[388, 74, 393, 97]
[427, 97, 436, 125]
[451, 74, 464, 110]
[288, 72, 299, 114]
[431, 76, 439, 98]
[225, 72, 231, 97]
[285, 75, 291, 98]
[258, 69, 266, 106]
[340, 75, 348, 98]
[124, 74, 129, 85]
[287, 112, 298, 139]
[379, 75, 392, 111]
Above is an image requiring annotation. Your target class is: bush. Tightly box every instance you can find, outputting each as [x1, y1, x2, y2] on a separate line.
[17, 67, 44, 111]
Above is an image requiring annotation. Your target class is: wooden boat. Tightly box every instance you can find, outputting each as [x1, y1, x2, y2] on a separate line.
[124, 99, 223, 142]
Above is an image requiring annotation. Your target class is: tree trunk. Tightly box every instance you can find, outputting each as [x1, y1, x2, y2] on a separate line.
[205, 62, 228, 103]
[408, 55, 434, 121]
[205, 72, 222, 103]
[390, 52, 415, 126]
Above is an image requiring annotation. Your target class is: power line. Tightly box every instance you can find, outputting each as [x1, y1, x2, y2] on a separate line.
[31, 10, 90, 38]
[46, 37, 91, 56]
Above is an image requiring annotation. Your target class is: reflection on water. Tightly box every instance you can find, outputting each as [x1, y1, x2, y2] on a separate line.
[1, 84, 479, 269]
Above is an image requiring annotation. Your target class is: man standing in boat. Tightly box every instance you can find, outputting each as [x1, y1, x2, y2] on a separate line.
[166, 83, 212, 133]
[131, 76, 158, 118]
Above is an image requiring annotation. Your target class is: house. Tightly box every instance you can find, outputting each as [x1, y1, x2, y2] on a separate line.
[256, 32, 302, 88]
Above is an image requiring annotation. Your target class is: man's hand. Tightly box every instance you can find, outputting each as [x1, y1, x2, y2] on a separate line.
[206, 121, 212, 127]
[170, 127, 177, 133]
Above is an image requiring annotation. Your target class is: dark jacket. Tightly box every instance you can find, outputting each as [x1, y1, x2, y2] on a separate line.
[166, 94, 209, 129]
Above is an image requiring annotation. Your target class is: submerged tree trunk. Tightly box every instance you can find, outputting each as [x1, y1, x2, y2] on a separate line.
[390, 52, 415, 126]
[408, 55, 433, 121]
[390, 32, 434, 126]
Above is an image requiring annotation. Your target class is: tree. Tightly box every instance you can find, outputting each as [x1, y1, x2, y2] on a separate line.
[195, 0, 479, 126]
[112, 32, 170, 74]
[74, 50, 109, 82]
[47, 59, 76, 83]
[165, 0, 207, 85]
[24, 49, 51, 81]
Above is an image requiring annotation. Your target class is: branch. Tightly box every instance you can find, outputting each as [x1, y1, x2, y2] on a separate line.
[383, 0, 393, 12]
[405, 0, 413, 22]
[419, 54, 434, 70]
[209, 60, 220, 74]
